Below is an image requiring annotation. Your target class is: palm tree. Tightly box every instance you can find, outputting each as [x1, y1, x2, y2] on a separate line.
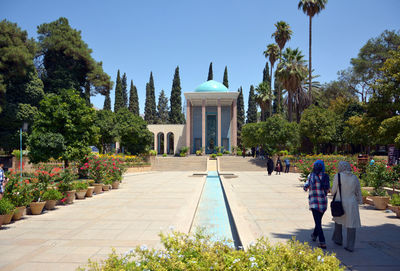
[271, 21, 293, 113]
[271, 21, 293, 51]
[298, 0, 328, 106]
[276, 48, 308, 122]
[263, 43, 280, 88]
[255, 81, 274, 121]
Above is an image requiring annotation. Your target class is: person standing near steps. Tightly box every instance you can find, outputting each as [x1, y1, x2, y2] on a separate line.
[331, 161, 362, 252]
[303, 160, 330, 249]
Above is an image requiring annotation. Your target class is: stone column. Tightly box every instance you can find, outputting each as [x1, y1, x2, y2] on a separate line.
[232, 100, 237, 147]
[202, 99, 206, 153]
[217, 99, 221, 148]
[186, 101, 191, 153]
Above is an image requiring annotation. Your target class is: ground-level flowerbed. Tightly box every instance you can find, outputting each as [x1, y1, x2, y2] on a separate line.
[78, 230, 344, 271]
[0, 153, 126, 228]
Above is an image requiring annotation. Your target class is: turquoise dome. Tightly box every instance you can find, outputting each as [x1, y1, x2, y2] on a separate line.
[195, 80, 229, 92]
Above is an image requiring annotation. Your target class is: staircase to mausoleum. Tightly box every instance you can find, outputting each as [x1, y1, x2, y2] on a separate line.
[151, 156, 207, 171]
[218, 156, 267, 172]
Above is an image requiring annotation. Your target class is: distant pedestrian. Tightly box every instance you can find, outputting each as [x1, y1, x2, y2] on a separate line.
[369, 159, 375, 166]
[0, 163, 7, 200]
[303, 160, 330, 249]
[242, 146, 246, 158]
[284, 158, 290, 173]
[267, 156, 274, 176]
[275, 157, 282, 175]
[256, 146, 260, 158]
[331, 161, 362, 252]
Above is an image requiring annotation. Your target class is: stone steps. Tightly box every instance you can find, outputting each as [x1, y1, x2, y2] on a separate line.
[151, 156, 207, 171]
[218, 156, 268, 172]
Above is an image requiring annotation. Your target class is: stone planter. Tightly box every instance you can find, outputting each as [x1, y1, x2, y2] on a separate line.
[30, 202, 46, 215]
[3, 211, 14, 224]
[66, 190, 76, 204]
[111, 181, 119, 189]
[12, 206, 26, 221]
[86, 186, 94, 197]
[388, 205, 400, 218]
[102, 184, 110, 191]
[371, 196, 390, 210]
[45, 200, 57, 210]
[0, 215, 4, 228]
[93, 183, 103, 194]
[362, 196, 367, 204]
[76, 189, 87, 200]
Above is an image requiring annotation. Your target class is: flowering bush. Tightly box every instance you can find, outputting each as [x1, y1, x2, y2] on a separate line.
[56, 168, 77, 192]
[4, 170, 32, 207]
[79, 154, 125, 183]
[79, 231, 343, 271]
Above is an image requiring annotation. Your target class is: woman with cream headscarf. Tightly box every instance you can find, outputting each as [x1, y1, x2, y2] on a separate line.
[331, 161, 363, 252]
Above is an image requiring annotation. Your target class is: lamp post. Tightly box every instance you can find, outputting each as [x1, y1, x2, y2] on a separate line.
[20, 122, 28, 180]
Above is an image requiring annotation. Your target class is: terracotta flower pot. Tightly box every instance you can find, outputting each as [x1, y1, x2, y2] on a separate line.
[12, 206, 26, 221]
[102, 184, 110, 191]
[93, 183, 103, 194]
[389, 205, 400, 218]
[0, 215, 4, 228]
[86, 186, 94, 197]
[3, 211, 14, 224]
[362, 196, 367, 204]
[66, 190, 76, 204]
[30, 202, 46, 215]
[372, 196, 390, 210]
[45, 200, 57, 210]
[111, 181, 119, 189]
[76, 189, 87, 200]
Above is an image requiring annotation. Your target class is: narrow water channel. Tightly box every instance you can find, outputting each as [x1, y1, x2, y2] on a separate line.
[191, 171, 241, 248]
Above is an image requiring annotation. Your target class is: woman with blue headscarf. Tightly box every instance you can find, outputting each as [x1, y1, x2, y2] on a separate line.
[304, 160, 330, 249]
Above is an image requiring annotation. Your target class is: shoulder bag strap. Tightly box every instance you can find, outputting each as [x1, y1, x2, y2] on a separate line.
[338, 173, 342, 201]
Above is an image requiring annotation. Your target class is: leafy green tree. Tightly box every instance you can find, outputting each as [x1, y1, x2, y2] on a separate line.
[343, 114, 373, 152]
[157, 90, 169, 124]
[237, 87, 245, 146]
[169, 66, 184, 124]
[37, 17, 111, 96]
[223, 66, 229, 88]
[276, 48, 308, 122]
[144, 72, 157, 124]
[207, 62, 213, 81]
[28, 89, 99, 166]
[300, 105, 336, 153]
[94, 110, 116, 153]
[246, 85, 257, 123]
[298, 0, 328, 98]
[0, 20, 37, 114]
[128, 80, 139, 115]
[103, 90, 111, 110]
[115, 108, 152, 154]
[114, 70, 124, 113]
[121, 72, 128, 108]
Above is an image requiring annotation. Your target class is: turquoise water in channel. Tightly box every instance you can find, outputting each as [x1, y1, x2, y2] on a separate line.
[191, 171, 234, 242]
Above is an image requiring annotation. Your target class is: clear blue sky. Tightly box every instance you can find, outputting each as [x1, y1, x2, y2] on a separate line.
[2, 0, 399, 113]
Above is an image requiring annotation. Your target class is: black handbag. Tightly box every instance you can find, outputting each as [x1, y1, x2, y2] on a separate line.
[331, 173, 345, 217]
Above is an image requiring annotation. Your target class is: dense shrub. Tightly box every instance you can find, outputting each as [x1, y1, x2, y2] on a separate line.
[78, 231, 343, 271]
[0, 198, 15, 215]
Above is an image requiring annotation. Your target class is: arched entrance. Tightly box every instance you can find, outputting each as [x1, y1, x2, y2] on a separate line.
[167, 132, 174, 155]
[157, 132, 165, 154]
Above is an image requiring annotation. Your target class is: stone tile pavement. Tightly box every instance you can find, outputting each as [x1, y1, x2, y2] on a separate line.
[221, 172, 400, 271]
[0, 172, 205, 271]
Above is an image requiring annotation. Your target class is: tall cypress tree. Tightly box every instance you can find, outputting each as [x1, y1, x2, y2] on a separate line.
[246, 85, 257, 123]
[237, 87, 245, 147]
[157, 89, 169, 124]
[128, 80, 139, 115]
[207, 62, 213, 81]
[223, 66, 229, 88]
[114, 70, 124, 112]
[272, 77, 282, 114]
[263, 62, 271, 86]
[169, 66, 184, 124]
[144, 72, 156, 124]
[103, 90, 111, 110]
[121, 72, 128, 107]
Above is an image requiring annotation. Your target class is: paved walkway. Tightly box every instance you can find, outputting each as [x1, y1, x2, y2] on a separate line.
[0, 172, 205, 271]
[222, 172, 400, 271]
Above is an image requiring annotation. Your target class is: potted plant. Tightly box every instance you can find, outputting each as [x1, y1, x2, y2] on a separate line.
[86, 179, 95, 197]
[56, 168, 76, 204]
[4, 172, 32, 221]
[361, 188, 370, 204]
[366, 163, 390, 210]
[389, 194, 400, 218]
[196, 149, 202, 156]
[210, 154, 217, 160]
[28, 178, 48, 215]
[42, 188, 63, 210]
[0, 198, 15, 226]
[74, 182, 89, 199]
[103, 179, 112, 191]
